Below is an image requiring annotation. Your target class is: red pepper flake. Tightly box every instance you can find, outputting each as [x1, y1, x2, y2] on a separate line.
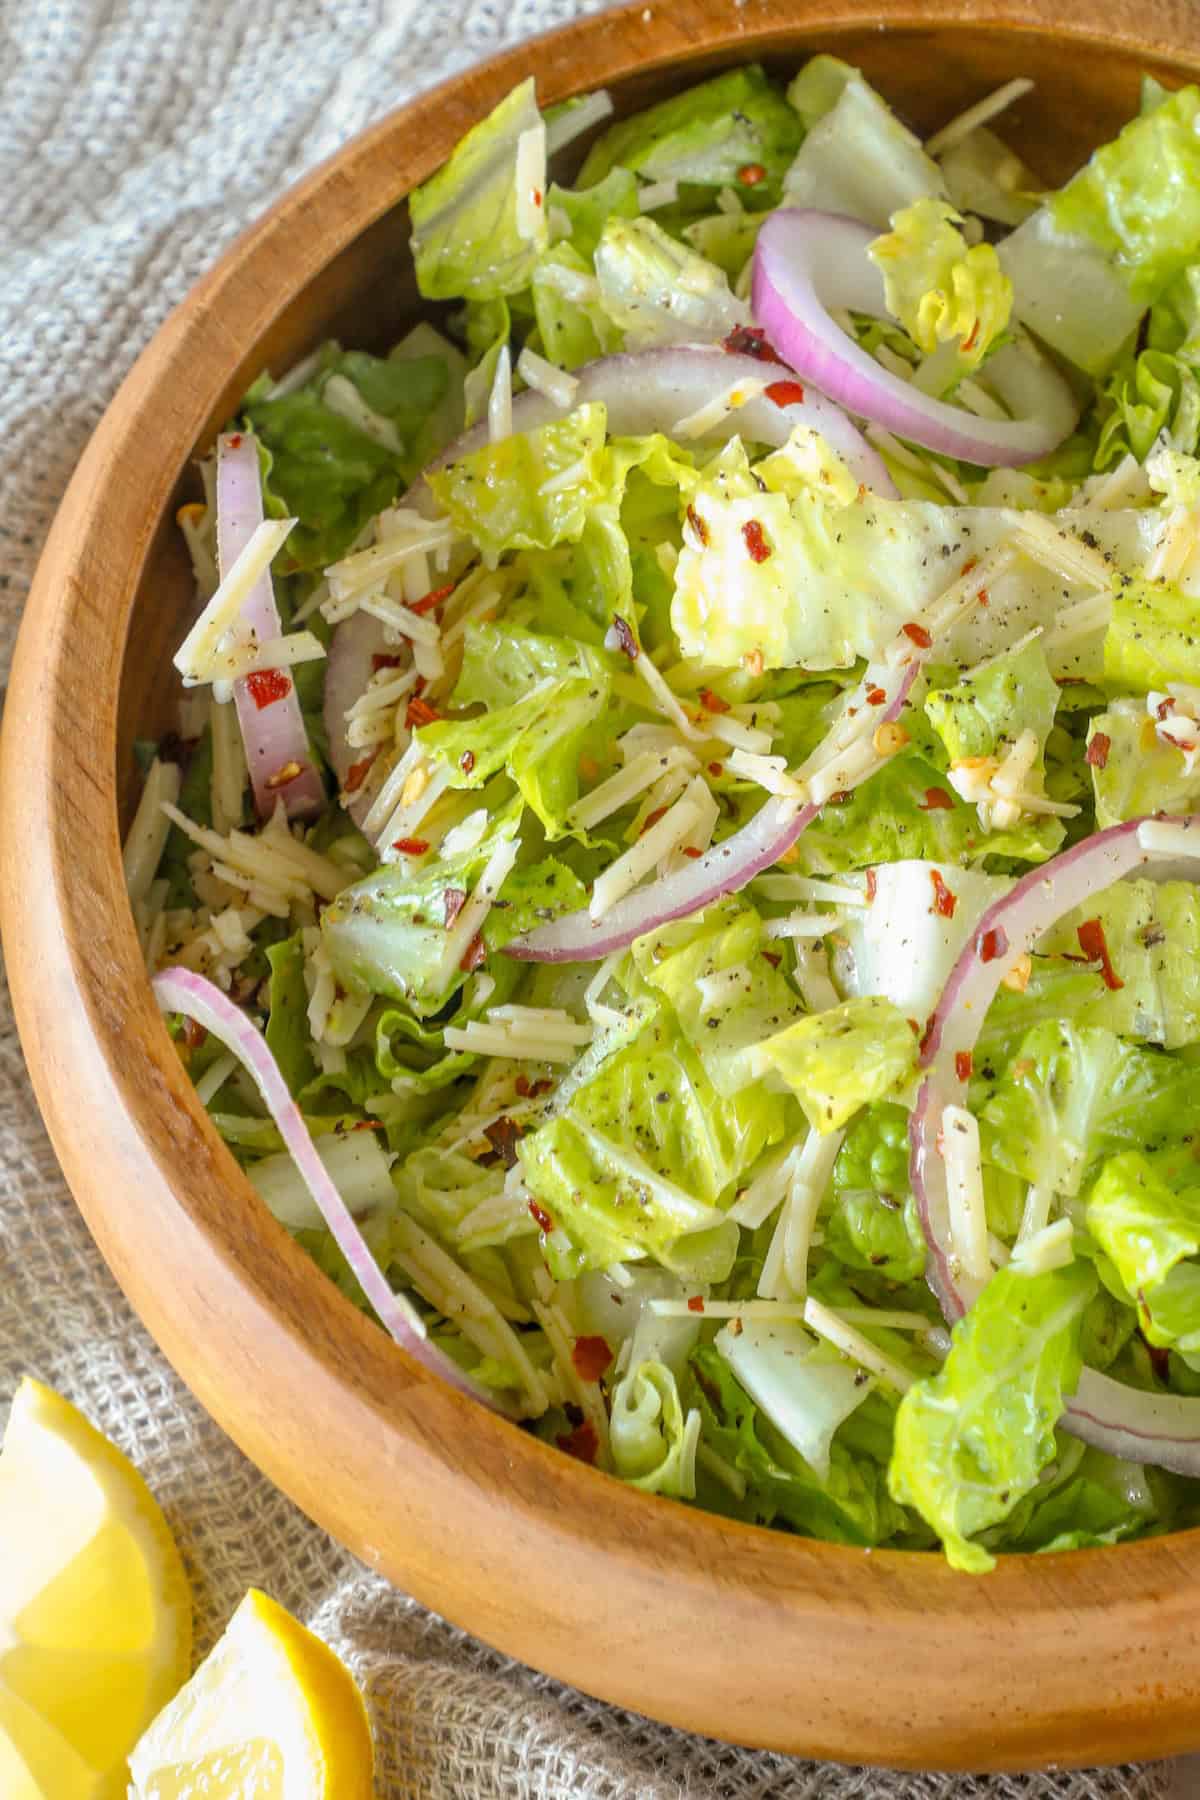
[865, 867, 877, 904]
[227, 432, 243, 448]
[405, 695, 441, 730]
[460, 749, 476, 775]
[459, 933, 486, 973]
[180, 1016, 207, 1052]
[393, 836, 429, 856]
[245, 667, 292, 710]
[344, 751, 377, 794]
[978, 925, 1009, 963]
[929, 870, 957, 919]
[442, 886, 467, 928]
[698, 687, 730, 714]
[826, 789, 853, 805]
[737, 162, 767, 186]
[721, 324, 785, 365]
[866, 686, 887, 707]
[687, 1295, 706, 1313]
[685, 503, 710, 547]
[515, 1074, 532, 1098]
[528, 1199, 554, 1234]
[976, 587, 989, 608]
[962, 318, 981, 353]
[682, 846, 703, 859]
[265, 760, 302, 791]
[707, 760, 724, 777]
[762, 950, 781, 968]
[571, 1335, 613, 1382]
[741, 518, 772, 563]
[960, 556, 979, 577]
[532, 187, 543, 207]
[641, 805, 668, 833]
[955, 1050, 974, 1083]
[919, 1017, 936, 1058]
[408, 581, 456, 616]
[557, 1420, 599, 1465]
[610, 612, 639, 660]
[372, 652, 403, 673]
[1157, 696, 1176, 721]
[765, 378, 806, 409]
[483, 1115, 524, 1169]
[1085, 732, 1111, 770]
[921, 786, 954, 812]
[902, 621, 933, 649]
[1077, 916, 1124, 991]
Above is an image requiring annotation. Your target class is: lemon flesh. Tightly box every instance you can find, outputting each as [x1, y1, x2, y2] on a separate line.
[128, 1587, 373, 1800]
[0, 1377, 192, 1799]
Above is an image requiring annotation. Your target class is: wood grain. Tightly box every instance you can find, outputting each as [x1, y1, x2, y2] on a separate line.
[4, 0, 1200, 1769]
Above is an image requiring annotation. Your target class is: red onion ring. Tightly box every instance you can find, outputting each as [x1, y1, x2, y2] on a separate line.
[907, 814, 1200, 1473]
[508, 659, 919, 964]
[323, 608, 392, 827]
[217, 432, 325, 820]
[153, 965, 513, 1415]
[421, 344, 895, 496]
[751, 210, 1080, 468]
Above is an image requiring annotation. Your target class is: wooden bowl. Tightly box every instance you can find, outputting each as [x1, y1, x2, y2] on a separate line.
[5, 0, 1200, 1770]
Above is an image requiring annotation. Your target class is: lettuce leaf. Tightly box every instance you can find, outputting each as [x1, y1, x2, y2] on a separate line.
[1038, 879, 1200, 1050]
[578, 65, 802, 201]
[1087, 699, 1200, 827]
[753, 996, 917, 1134]
[924, 635, 1058, 766]
[427, 403, 609, 557]
[609, 1360, 699, 1496]
[1104, 571, 1200, 690]
[826, 1103, 926, 1282]
[593, 217, 746, 349]
[978, 1020, 1200, 1197]
[713, 1319, 875, 1482]
[409, 78, 547, 299]
[888, 1261, 1096, 1571]
[783, 63, 945, 228]
[868, 199, 1012, 378]
[1086, 1151, 1200, 1356]
[264, 935, 318, 1096]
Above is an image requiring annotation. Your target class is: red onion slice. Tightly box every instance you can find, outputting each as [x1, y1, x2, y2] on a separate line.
[751, 209, 1080, 468]
[217, 432, 325, 820]
[323, 609, 393, 827]
[153, 965, 512, 1415]
[508, 659, 919, 964]
[907, 814, 1200, 1472]
[420, 345, 895, 496]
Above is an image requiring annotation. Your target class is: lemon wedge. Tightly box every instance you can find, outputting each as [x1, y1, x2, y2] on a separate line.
[128, 1587, 374, 1799]
[0, 1376, 192, 1799]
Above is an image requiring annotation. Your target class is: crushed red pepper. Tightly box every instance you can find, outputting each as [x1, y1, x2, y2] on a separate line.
[482, 1115, 523, 1170]
[698, 687, 730, 714]
[405, 695, 441, 729]
[737, 161, 766, 185]
[392, 836, 429, 856]
[687, 1295, 706, 1313]
[442, 886, 467, 928]
[371, 652, 403, 673]
[245, 668, 292, 710]
[408, 581, 456, 616]
[955, 1051, 974, 1083]
[685, 503, 710, 547]
[865, 867, 878, 903]
[344, 752, 377, 794]
[610, 613, 639, 659]
[460, 749, 476, 775]
[866, 686, 887, 706]
[978, 925, 1009, 963]
[741, 519, 772, 563]
[921, 787, 954, 812]
[571, 1335, 613, 1382]
[557, 1420, 599, 1465]
[1078, 916, 1124, 990]
[528, 1199, 554, 1233]
[902, 621, 933, 649]
[1085, 732, 1111, 769]
[765, 379, 806, 408]
[721, 324, 785, 365]
[459, 933, 486, 972]
[929, 870, 957, 919]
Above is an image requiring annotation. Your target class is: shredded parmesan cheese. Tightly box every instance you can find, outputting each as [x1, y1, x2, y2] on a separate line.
[672, 377, 766, 441]
[589, 778, 707, 918]
[802, 1297, 915, 1393]
[926, 77, 1035, 156]
[758, 1129, 843, 1300]
[1010, 1216, 1075, 1276]
[173, 518, 296, 682]
[515, 345, 579, 409]
[941, 1102, 991, 1285]
[123, 758, 182, 905]
[488, 343, 514, 444]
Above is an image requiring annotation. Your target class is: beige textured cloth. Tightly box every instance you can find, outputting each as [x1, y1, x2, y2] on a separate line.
[0, 1, 1190, 1792]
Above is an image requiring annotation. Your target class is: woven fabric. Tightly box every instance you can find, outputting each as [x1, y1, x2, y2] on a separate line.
[0, 1, 1189, 1793]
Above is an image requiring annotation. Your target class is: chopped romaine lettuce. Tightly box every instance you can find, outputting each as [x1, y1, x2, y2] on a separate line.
[609, 1360, 700, 1496]
[753, 996, 917, 1134]
[868, 199, 1013, 380]
[783, 64, 945, 228]
[428, 403, 609, 556]
[1087, 700, 1200, 828]
[593, 217, 747, 349]
[1104, 571, 1200, 690]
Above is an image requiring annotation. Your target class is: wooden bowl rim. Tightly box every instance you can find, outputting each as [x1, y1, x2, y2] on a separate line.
[5, 0, 1200, 1768]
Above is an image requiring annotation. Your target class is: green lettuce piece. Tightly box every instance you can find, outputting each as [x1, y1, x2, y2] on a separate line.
[1096, 347, 1200, 468]
[245, 348, 449, 572]
[1104, 572, 1200, 690]
[827, 1104, 926, 1281]
[593, 217, 745, 349]
[1000, 87, 1200, 373]
[688, 1345, 911, 1546]
[428, 403, 609, 557]
[939, 126, 1042, 229]
[531, 243, 621, 370]
[978, 1020, 1200, 1197]
[460, 296, 511, 431]
[1086, 1151, 1200, 1356]
[264, 935, 317, 1096]
[1038, 879, 1200, 1049]
[754, 997, 916, 1135]
[609, 1360, 699, 1497]
[783, 63, 945, 229]
[578, 65, 802, 200]
[868, 199, 1012, 378]
[1087, 700, 1200, 827]
[991, 1439, 1156, 1552]
[682, 209, 764, 281]
[415, 622, 611, 838]
[888, 1261, 1096, 1571]
[630, 898, 802, 1096]
[409, 78, 547, 299]
[518, 1011, 788, 1278]
[925, 634, 1059, 766]
[547, 168, 640, 259]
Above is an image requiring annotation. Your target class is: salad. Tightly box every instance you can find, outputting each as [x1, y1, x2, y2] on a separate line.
[123, 57, 1200, 1571]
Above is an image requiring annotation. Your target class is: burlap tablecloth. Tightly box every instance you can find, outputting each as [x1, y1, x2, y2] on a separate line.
[0, 2, 1191, 1792]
